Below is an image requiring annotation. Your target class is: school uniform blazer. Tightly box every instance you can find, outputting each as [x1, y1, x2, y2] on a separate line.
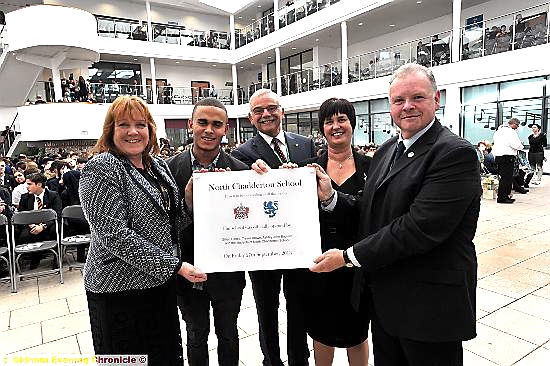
[79, 152, 183, 293]
[334, 119, 481, 342]
[231, 131, 316, 168]
[167, 149, 247, 299]
[19, 189, 62, 226]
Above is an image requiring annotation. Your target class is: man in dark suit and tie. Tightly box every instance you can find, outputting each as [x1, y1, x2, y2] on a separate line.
[18, 172, 62, 269]
[311, 64, 480, 366]
[232, 89, 315, 366]
[0, 160, 16, 191]
[167, 98, 247, 366]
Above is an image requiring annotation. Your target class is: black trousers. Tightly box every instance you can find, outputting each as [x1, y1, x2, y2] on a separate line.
[495, 155, 515, 200]
[371, 314, 463, 366]
[177, 285, 242, 366]
[249, 269, 309, 366]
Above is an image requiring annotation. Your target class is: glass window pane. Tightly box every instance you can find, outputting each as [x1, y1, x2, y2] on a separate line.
[285, 113, 298, 134]
[462, 83, 498, 105]
[370, 98, 389, 113]
[353, 101, 369, 115]
[501, 98, 543, 144]
[372, 112, 394, 145]
[462, 102, 499, 144]
[500, 77, 545, 100]
[311, 111, 320, 136]
[298, 112, 312, 136]
[353, 115, 369, 146]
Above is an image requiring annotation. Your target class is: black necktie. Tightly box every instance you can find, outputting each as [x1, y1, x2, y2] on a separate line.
[273, 138, 288, 163]
[389, 141, 406, 170]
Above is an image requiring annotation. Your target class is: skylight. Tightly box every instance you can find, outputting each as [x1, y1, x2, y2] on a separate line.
[199, 0, 255, 14]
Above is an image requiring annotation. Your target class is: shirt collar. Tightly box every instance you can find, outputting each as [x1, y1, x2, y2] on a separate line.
[190, 144, 221, 171]
[398, 118, 435, 150]
[35, 190, 45, 202]
[258, 130, 286, 147]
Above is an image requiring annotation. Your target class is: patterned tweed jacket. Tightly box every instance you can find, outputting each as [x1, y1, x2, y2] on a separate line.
[79, 152, 183, 293]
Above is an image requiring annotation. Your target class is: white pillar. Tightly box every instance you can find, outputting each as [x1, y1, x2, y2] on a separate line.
[236, 118, 241, 144]
[341, 21, 348, 84]
[150, 58, 157, 104]
[51, 68, 62, 102]
[451, 0, 462, 63]
[232, 64, 238, 105]
[275, 47, 281, 96]
[273, 0, 279, 31]
[442, 86, 461, 135]
[229, 14, 236, 50]
[146, 0, 153, 42]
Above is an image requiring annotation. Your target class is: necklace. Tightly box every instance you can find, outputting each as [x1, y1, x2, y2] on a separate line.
[329, 153, 353, 169]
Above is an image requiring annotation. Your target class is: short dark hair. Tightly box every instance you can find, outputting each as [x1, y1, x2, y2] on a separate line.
[318, 98, 356, 137]
[192, 97, 227, 120]
[26, 172, 47, 186]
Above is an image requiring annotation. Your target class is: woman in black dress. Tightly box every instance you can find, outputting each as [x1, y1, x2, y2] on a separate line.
[301, 98, 371, 366]
[528, 123, 547, 184]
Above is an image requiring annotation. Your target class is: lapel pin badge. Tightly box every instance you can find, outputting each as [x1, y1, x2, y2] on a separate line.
[295, 144, 299, 147]
[407, 151, 415, 158]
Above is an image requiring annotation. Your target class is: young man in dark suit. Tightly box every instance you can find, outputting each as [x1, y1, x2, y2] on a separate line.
[311, 64, 480, 366]
[167, 98, 247, 366]
[0, 160, 16, 191]
[232, 89, 315, 366]
[17, 172, 62, 269]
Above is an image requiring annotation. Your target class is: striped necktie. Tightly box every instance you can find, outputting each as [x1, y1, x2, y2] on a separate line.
[273, 138, 288, 163]
[36, 196, 43, 210]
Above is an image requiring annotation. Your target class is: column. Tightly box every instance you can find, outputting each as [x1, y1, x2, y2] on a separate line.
[341, 21, 348, 84]
[451, 0, 462, 63]
[150, 58, 157, 104]
[235, 118, 241, 144]
[146, 0, 153, 42]
[442, 86, 460, 135]
[230, 14, 236, 50]
[275, 47, 281, 96]
[273, 0, 279, 31]
[51, 67, 62, 103]
[232, 64, 238, 105]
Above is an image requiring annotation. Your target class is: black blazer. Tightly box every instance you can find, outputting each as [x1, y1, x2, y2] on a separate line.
[334, 120, 481, 342]
[19, 189, 62, 227]
[0, 174, 16, 191]
[167, 149, 247, 299]
[232, 132, 316, 168]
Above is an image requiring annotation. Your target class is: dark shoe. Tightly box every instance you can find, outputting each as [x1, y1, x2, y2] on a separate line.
[497, 198, 515, 204]
[524, 183, 529, 188]
[514, 188, 528, 194]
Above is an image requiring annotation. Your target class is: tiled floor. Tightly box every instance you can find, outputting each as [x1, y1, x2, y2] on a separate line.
[1, 178, 550, 365]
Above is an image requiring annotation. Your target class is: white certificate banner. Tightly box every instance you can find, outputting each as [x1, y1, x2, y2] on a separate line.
[193, 167, 321, 273]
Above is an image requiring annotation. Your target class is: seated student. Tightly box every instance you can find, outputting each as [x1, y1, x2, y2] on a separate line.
[17, 172, 62, 269]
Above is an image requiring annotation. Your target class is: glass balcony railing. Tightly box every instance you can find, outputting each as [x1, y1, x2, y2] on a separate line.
[460, 3, 549, 60]
[95, 15, 230, 49]
[235, 12, 275, 49]
[347, 30, 452, 83]
[0, 24, 8, 58]
[278, 0, 340, 30]
[278, 60, 342, 96]
[157, 86, 234, 105]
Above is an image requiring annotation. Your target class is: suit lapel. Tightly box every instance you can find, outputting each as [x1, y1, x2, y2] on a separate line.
[374, 136, 399, 189]
[377, 121, 442, 189]
[253, 135, 280, 168]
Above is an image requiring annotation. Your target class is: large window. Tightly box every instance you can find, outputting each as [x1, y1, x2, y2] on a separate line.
[462, 77, 546, 145]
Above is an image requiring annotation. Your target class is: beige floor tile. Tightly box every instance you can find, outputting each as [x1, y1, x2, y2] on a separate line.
[462, 350, 498, 365]
[488, 243, 547, 262]
[477, 309, 489, 320]
[479, 307, 550, 345]
[0, 282, 39, 313]
[474, 234, 506, 253]
[41, 311, 90, 344]
[463, 323, 537, 366]
[38, 279, 85, 304]
[532, 284, 550, 300]
[237, 306, 260, 336]
[476, 288, 516, 313]
[10, 298, 69, 328]
[509, 295, 550, 322]
[0, 311, 9, 332]
[518, 253, 550, 274]
[238, 334, 267, 366]
[15, 335, 80, 354]
[493, 266, 550, 287]
[477, 263, 501, 279]
[37, 269, 82, 290]
[477, 253, 521, 271]
[76, 331, 94, 354]
[66, 294, 87, 314]
[513, 346, 550, 366]
[0, 322, 42, 354]
[477, 275, 541, 299]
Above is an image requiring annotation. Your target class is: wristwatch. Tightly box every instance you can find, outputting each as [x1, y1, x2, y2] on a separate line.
[342, 249, 354, 268]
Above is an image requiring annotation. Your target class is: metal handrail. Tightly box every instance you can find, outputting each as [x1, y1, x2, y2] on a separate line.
[0, 112, 18, 157]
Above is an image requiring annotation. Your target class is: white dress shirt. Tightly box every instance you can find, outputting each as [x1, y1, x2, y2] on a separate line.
[258, 130, 289, 162]
[492, 125, 524, 156]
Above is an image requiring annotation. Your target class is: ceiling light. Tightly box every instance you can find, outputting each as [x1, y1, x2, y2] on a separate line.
[238, 16, 243, 19]
[389, 24, 395, 27]
[175, 61, 180, 64]
[133, 58, 138, 61]
[240, 66, 244, 69]
[315, 38, 319, 42]
[212, 64, 217, 67]
[267, 56, 272, 59]
[358, 22, 363, 26]
[251, 18, 255, 21]
[257, 4, 262, 7]
[292, 47, 296, 50]
[416, 1, 422, 3]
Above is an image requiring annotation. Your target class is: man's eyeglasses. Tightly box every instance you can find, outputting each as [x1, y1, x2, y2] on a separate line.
[251, 105, 280, 116]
